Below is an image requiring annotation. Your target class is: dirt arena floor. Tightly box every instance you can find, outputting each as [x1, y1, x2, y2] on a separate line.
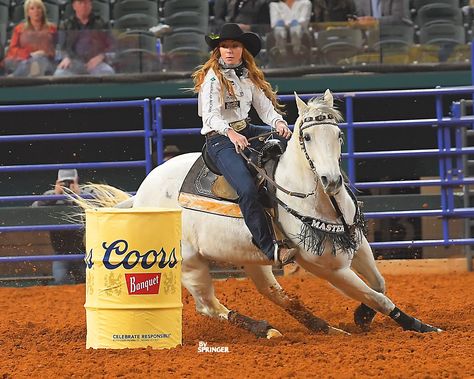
[1, 260, 473, 378]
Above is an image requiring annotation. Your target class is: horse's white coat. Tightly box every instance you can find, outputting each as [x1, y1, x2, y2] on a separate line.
[132, 91, 393, 326]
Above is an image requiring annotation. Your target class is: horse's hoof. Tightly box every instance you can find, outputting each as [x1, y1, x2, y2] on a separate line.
[416, 321, 443, 333]
[328, 326, 351, 336]
[354, 303, 376, 330]
[266, 328, 283, 339]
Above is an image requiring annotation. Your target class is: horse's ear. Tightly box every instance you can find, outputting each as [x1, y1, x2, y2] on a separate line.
[294, 92, 308, 116]
[323, 89, 334, 107]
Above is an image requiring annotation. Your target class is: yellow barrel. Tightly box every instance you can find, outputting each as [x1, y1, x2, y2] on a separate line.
[84, 208, 182, 349]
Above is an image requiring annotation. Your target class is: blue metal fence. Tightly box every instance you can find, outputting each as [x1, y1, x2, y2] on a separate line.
[0, 99, 152, 247]
[1, 88, 474, 267]
[154, 86, 474, 254]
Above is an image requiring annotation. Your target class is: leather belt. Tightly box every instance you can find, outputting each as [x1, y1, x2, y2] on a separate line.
[206, 131, 219, 138]
[229, 119, 248, 132]
[206, 119, 248, 138]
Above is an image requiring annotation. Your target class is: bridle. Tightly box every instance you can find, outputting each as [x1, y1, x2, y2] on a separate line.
[240, 112, 343, 199]
[298, 113, 342, 179]
[239, 113, 361, 254]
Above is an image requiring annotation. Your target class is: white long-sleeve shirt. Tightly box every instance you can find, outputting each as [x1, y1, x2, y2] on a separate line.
[269, 0, 312, 29]
[198, 67, 285, 135]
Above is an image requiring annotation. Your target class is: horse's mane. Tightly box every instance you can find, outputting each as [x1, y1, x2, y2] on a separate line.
[307, 96, 344, 123]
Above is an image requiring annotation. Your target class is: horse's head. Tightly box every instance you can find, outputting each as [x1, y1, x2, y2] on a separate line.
[293, 90, 344, 196]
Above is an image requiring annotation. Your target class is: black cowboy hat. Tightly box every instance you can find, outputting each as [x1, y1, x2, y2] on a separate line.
[205, 23, 262, 57]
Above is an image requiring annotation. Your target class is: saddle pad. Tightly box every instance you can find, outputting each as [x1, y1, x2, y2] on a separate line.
[178, 156, 243, 218]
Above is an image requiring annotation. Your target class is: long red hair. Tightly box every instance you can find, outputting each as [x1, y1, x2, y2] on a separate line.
[192, 47, 285, 115]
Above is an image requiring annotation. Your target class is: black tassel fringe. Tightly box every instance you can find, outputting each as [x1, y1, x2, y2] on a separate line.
[295, 213, 367, 256]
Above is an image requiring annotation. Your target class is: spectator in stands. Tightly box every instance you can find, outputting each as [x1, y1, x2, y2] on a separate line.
[3, 0, 57, 77]
[213, 0, 272, 35]
[32, 169, 88, 284]
[462, 0, 474, 21]
[54, 0, 114, 76]
[312, 0, 357, 22]
[269, 0, 312, 57]
[353, 0, 411, 26]
[192, 23, 296, 265]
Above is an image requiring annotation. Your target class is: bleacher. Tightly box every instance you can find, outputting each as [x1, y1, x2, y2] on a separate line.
[0, 0, 473, 75]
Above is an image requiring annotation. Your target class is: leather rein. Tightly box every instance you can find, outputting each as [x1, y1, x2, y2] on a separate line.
[239, 116, 355, 235]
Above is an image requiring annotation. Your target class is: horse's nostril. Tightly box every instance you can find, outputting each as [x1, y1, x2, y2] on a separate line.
[321, 176, 328, 187]
[337, 175, 343, 188]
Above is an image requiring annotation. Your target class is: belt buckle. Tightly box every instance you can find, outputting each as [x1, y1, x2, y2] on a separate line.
[230, 120, 247, 132]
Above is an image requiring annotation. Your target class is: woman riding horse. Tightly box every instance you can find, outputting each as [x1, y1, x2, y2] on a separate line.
[192, 23, 297, 265]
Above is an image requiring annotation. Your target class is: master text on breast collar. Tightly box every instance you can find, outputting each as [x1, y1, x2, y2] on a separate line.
[311, 219, 345, 234]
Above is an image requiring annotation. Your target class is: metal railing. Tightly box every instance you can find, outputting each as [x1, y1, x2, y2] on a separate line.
[0, 99, 153, 261]
[1, 88, 474, 271]
[153, 86, 474, 266]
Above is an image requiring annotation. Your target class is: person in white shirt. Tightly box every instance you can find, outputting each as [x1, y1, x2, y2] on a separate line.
[269, 0, 312, 56]
[192, 23, 296, 265]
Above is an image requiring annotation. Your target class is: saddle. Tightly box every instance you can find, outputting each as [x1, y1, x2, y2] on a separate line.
[178, 139, 284, 218]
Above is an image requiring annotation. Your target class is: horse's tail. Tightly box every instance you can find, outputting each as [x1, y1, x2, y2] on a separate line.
[66, 183, 133, 224]
[74, 183, 132, 209]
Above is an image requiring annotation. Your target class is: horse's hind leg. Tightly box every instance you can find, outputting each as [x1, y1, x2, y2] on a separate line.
[182, 245, 281, 339]
[244, 264, 348, 335]
[351, 237, 385, 329]
[181, 244, 229, 319]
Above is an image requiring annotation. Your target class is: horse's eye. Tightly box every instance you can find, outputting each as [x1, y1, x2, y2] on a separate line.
[304, 134, 311, 142]
[328, 114, 334, 119]
[316, 115, 326, 121]
[339, 131, 344, 142]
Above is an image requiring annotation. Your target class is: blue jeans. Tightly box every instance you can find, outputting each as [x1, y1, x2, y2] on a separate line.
[206, 124, 276, 259]
[5, 56, 54, 77]
[54, 59, 115, 76]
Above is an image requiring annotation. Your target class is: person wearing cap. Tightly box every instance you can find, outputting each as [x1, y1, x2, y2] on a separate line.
[32, 169, 89, 284]
[53, 0, 114, 76]
[192, 23, 296, 265]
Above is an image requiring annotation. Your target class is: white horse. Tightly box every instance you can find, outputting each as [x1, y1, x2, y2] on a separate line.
[82, 90, 441, 338]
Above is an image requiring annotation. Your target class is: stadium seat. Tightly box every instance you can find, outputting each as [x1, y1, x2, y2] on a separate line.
[114, 48, 160, 73]
[315, 27, 364, 65]
[163, 0, 208, 15]
[117, 30, 156, 53]
[374, 24, 415, 52]
[162, 31, 208, 71]
[113, 0, 158, 21]
[0, 3, 7, 27]
[265, 30, 312, 68]
[415, 3, 463, 28]
[164, 0, 209, 34]
[0, 21, 6, 46]
[365, 24, 415, 64]
[114, 13, 158, 31]
[419, 23, 465, 45]
[413, 0, 460, 12]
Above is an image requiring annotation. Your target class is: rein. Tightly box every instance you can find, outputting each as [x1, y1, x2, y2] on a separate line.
[239, 150, 312, 199]
[240, 116, 364, 255]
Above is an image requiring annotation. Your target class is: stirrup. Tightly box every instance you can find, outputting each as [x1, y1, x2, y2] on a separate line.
[273, 242, 297, 266]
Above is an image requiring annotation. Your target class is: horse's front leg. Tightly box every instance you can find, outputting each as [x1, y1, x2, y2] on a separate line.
[244, 264, 349, 335]
[318, 264, 442, 333]
[351, 237, 385, 330]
